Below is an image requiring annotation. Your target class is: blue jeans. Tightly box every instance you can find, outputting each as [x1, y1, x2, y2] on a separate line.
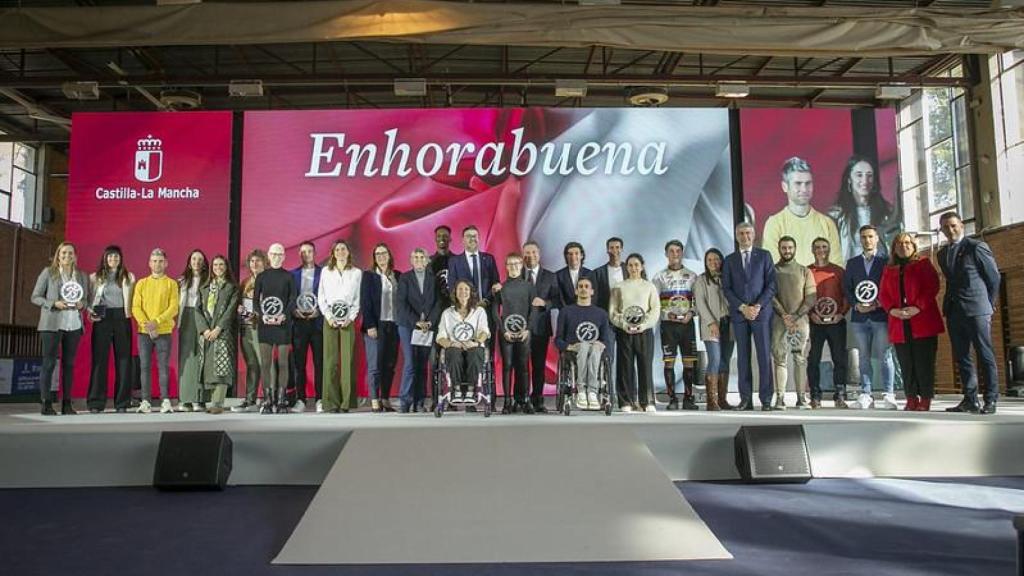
[703, 319, 734, 375]
[138, 333, 172, 401]
[398, 326, 431, 409]
[850, 320, 894, 395]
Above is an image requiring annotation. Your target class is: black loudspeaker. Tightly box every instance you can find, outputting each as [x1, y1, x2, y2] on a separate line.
[153, 431, 233, 490]
[734, 425, 811, 484]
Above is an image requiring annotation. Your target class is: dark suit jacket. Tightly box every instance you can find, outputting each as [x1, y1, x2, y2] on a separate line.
[360, 269, 402, 333]
[937, 236, 1000, 317]
[396, 270, 442, 330]
[555, 266, 593, 308]
[593, 262, 627, 312]
[722, 248, 776, 323]
[447, 251, 500, 303]
[527, 267, 559, 338]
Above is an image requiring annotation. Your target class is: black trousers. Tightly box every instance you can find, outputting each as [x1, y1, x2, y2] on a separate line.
[376, 321, 400, 399]
[894, 335, 938, 399]
[529, 333, 551, 405]
[445, 347, 485, 390]
[40, 329, 83, 404]
[660, 321, 696, 398]
[617, 329, 655, 407]
[88, 308, 132, 410]
[290, 318, 323, 401]
[500, 334, 530, 402]
[808, 320, 848, 401]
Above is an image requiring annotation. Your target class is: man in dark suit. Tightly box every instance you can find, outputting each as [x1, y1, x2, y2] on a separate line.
[523, 241, 559, 412]
[722, 221, 777, 411]
[397, 248, 442, 412]
[289, 240, 323, 413]
[592, 237, 626, 312]
[555, 241, 593, 308]
[938, 211, 1001, 414]
[447, 225, 500, 407]
[592, 237, 626, 405]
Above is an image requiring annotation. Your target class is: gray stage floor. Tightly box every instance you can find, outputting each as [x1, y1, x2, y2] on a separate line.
[2, 395, 1023, 488]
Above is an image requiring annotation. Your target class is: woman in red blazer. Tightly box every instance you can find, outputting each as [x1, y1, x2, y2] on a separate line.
[879, 232, 945, 411]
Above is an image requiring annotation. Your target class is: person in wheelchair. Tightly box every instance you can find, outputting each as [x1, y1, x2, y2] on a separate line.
[494, 252, 537, 414]
[436, 279, 491, 403]
[555, 277, 614, 410]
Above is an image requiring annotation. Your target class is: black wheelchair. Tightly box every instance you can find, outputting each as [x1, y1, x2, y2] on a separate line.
[432, 343, 495, 418]
[555, 347, 614, 416]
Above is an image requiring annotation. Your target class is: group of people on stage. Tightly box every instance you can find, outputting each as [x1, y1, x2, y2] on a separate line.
[31, 206, 1000, 416]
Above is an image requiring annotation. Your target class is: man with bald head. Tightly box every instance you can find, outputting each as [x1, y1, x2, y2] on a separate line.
[254, 242, 297, 413]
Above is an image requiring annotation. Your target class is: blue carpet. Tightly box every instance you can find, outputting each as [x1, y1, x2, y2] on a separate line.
[1, 477, 1020, 575]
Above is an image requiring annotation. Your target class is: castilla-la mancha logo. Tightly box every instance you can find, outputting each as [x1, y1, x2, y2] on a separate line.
[134, 135, 163, 183]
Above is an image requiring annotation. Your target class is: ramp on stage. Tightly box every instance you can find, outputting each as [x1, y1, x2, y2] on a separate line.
[273, 425, 732, 564]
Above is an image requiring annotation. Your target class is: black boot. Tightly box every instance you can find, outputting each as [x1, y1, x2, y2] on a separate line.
[41, 401, 57, 416]
[61, 400, 77, 416]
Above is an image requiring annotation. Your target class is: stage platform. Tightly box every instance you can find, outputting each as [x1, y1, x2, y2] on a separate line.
[2, 394, 1024, 489]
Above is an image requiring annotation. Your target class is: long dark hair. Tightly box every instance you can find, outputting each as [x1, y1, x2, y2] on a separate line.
[625, 253, 647, 280]
[449, 279, 480, 312]
[208, 254, 236, 286]
[835, 155, 893, 226]
[703, 248, 725, 281]
[180, 248, 209, 287]
[371, 242, 395, 276]
[95, 245, 131, 286]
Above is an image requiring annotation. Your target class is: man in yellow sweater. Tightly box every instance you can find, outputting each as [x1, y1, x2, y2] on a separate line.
[132, 248, 180, 414]
[761, 157, 843, 267]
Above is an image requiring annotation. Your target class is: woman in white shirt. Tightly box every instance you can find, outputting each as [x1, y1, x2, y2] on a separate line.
[437, 280, 491, 400]
[318, 240, 362, 413]
[177, 249, 209, 411]
[609, 253, 661, 412]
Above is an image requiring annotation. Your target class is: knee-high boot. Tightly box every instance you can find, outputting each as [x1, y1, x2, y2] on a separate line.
[705, 374, 720, 411]
[717, 370, 734, 410]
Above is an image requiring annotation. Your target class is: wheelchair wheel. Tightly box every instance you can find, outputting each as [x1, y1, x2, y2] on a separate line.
[484, 403, 492, 418]
[562, 396, 572, 416]
[435, 400, 444, 418]
[604, 401, 613, 416]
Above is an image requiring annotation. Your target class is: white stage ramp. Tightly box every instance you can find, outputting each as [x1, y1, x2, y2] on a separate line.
[273, 425, 732, 564]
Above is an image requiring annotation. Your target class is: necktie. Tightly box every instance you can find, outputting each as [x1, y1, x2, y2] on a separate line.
[743, 250, 750, 272]
[948, 242, 959, 270]
[527, 269, 535, 284]
[471, 254, 480, 295]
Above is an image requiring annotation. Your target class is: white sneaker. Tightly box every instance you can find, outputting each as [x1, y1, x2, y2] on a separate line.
[878, 394, 899, 410]
[645, 405, 657, 413]
[160, 399, 173, 414]
[587, 391, 599, 409]
[315, 400, 324, 414]
[851, 393, 874, 410]
[575, 394, 588, 409]
[621, 404, 633, 413]
[293, 399, 306, 413]
[136, 399, 151, 414]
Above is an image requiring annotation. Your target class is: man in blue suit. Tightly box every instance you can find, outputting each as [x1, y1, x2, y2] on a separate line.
[722, 222, 777, 411]
[447, 225, 501, 407]
[938, 212, 1001, 414]
[290, 240, 323, 412]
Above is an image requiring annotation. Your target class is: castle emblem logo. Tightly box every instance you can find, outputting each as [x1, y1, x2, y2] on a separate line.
[135, 135, 163, 183]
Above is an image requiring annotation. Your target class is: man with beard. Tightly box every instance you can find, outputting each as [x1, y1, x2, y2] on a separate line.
[761, 157, 843, 267]
[770, 237, 816, 410]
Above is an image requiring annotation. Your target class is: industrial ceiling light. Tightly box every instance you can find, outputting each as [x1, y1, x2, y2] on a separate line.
[61, 81, 100, 100]
[578, 0, 621, 5]
[875, 84, 913, 100]
[229, 80, 264, 98]
[394, 78, 427, 97]
[555, 79, 588, 98]
[715, 82, 750, 98]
